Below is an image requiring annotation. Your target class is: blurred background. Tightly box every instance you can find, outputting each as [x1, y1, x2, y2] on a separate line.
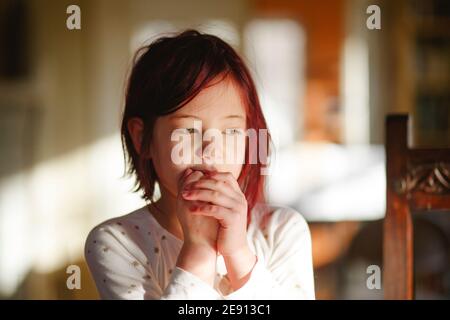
[0, 0, 449, 299]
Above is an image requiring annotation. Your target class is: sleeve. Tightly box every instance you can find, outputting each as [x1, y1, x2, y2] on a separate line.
[85, 225, 222, 300]
[221, 209, 315, 300]
[161, 267, 222, 300]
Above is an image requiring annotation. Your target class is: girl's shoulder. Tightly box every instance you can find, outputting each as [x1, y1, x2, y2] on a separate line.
[250, 202, 310, 236]
[86, 207, 148, 237]
[84, 206, 154, 257]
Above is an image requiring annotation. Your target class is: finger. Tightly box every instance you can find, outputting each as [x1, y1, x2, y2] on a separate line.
[181, 170, 204, 190]
[186, 178, 241, 201]
[206, 171, 242, 192]
[178, 170, 206, 204]
[185, 199, 209, 209]
[189, 203, 235, 224]
[205, 172, 245, 200]
[182, 188, 238, 209]
[178, 168, 193, 190]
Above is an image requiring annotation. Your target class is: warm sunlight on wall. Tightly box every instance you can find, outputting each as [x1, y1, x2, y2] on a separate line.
[0, 134, 145, 296]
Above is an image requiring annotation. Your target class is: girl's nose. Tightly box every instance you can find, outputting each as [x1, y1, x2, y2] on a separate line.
[198, 136, 224, 165]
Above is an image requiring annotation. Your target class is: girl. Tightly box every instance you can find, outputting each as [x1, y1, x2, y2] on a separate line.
[85, 29, 315, 300]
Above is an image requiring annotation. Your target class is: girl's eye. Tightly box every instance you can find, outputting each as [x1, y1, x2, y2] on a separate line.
[183, 128, 198, 134]
[224, 128, 244, 135]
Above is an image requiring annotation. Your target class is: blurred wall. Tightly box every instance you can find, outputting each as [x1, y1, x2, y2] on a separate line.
[1, 0, 253, 299]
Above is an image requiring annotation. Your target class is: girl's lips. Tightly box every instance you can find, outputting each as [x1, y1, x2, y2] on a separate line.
[189, 165, 218, 175]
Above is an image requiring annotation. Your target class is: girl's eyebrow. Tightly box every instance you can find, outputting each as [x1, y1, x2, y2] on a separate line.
[169, 114, 245, 120]
[224, 115, 245, 120]
[169, 114, 201, 120]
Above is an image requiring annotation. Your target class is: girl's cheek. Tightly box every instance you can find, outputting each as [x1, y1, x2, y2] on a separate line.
[222, 138, 245, 179]
[149, 127, 187, 195]
[150, 141, 183, 191]
[223, 136, 246, 165]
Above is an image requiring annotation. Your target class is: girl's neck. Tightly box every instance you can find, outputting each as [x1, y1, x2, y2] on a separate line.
[150, 186, 184, 242]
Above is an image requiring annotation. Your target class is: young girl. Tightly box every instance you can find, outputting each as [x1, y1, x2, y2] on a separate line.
[85, 30, 315, 300]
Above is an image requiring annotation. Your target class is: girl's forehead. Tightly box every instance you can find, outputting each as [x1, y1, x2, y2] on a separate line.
[175, 78, 247, 118]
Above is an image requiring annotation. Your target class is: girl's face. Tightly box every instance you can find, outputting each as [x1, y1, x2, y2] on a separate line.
[150, 77, 247, 198]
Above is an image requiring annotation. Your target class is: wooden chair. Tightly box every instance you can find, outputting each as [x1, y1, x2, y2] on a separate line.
[384, 114, 450, 299]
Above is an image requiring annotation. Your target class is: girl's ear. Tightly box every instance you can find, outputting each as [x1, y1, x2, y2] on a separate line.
[127, 117, 144, 155]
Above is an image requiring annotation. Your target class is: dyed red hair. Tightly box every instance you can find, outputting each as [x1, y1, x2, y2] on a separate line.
[120, 29, 271, 226]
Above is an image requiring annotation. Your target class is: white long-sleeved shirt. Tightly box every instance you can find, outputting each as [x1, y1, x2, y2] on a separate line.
[84, 203, 315, 300]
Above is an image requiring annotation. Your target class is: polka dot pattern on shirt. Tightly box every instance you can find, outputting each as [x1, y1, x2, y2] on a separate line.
[84, 204, 315, 299]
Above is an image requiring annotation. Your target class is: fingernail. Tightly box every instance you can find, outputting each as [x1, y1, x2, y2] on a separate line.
[182, 171, 188, 178]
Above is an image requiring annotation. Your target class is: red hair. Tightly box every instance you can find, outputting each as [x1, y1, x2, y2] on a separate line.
[120, 29, 271, 226]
